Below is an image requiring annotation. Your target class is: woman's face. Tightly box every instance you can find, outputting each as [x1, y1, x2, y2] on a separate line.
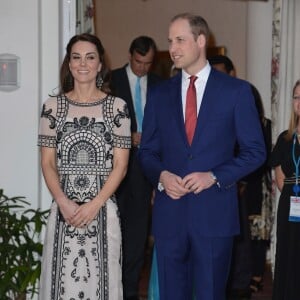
[69, 41, 101, 85]
[293, 84, 300, 116]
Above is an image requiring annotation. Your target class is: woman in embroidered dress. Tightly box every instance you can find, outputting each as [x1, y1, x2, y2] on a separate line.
[38, 33, 131, 300]
[270, 80, 300, 299]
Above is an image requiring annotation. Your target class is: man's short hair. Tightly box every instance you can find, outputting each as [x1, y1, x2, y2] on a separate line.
[171, 13, 210, 43]
[129, 36, 157, 56]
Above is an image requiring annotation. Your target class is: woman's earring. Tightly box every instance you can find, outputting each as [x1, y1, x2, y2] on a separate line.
[96, 73, 103, 89]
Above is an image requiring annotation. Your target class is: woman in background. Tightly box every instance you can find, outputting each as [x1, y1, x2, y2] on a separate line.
[38, 33, 131, 300]
[270, 80, 300, 299]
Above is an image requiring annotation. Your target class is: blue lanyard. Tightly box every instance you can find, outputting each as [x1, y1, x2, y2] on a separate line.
[292, 133, 300, 196]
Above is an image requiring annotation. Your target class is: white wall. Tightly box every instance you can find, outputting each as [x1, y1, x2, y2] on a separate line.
[0, 0, 40, 207]
[0, 0, 60, 211]
[39, 0, 60, 210]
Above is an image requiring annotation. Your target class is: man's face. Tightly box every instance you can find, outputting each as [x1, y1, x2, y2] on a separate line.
[168, 18, 206, 75]
[129, 49, 155, 77]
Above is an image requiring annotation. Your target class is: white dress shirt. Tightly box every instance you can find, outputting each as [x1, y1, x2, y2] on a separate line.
[181, 62, 211, 121]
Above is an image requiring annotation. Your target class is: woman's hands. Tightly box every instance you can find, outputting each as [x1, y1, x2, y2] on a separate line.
[58, 198, 103, 228]
[69, 199, 103, 228]
[57, 196, 104, 228]
[58, 198, 79, 225]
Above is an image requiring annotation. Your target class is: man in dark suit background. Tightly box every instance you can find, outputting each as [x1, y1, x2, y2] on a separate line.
[138, 13, 266, 300]
[110, 36, 161, 300]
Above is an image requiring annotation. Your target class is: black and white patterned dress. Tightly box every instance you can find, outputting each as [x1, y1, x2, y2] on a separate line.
[38, 95, 131, 300]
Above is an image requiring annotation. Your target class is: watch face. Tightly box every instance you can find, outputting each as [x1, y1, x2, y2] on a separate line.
[158, 182, 164, 192]
[210, 172, 217, 182]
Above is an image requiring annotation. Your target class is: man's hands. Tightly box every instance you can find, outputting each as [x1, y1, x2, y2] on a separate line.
[182, 172, 216, 194]
[159, 170, 216, 200]
[159, 171, 189, 199]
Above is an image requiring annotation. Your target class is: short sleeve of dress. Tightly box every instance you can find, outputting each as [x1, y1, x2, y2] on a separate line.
[37, 97, 58, 148]
[270, 130, 288, 168]
[111, 97, 131, 149]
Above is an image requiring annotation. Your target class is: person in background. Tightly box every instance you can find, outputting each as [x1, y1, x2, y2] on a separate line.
[38, 33, 131, 300]
[208, 54, 236, 77]
[110, 36, 161, 300]
[270, 79, 300, 299]
[170, 63, 180, 77]
[246, 85, 273, 294]
[139, 13, 266, 300]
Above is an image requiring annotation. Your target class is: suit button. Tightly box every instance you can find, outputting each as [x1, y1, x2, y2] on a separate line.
[189, 154, 193, 159]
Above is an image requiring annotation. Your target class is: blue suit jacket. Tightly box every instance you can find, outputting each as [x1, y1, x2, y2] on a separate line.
[138, 69, 266, 238]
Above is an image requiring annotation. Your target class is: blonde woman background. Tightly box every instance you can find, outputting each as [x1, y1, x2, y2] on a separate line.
[270, 80, 300, 299]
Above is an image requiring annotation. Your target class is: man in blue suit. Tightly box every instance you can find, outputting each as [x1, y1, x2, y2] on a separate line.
[138, 13, 266, 300]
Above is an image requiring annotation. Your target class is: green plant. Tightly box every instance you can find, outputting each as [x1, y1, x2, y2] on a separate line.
[0, 189, 49, 300]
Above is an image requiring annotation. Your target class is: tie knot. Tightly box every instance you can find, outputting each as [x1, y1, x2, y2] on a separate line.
[189, 75, 197, 85]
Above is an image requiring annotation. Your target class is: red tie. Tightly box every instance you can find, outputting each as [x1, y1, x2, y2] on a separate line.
[185, 76, 198, 144]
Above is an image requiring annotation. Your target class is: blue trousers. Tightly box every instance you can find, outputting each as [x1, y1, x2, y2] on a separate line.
[149, 234, 233, 300]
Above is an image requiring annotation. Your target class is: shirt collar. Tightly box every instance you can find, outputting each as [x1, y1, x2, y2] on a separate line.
[182, 61, 211, 83]
[126, 64, 135, 80]
[126, 64, 146, 81]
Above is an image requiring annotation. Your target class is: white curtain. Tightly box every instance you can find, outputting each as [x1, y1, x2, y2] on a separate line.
[270, 0, 300, 274]
[76, 0, 95, 34]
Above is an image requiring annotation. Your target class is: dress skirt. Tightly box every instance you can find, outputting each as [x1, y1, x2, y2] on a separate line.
[39, 199, 123, 300]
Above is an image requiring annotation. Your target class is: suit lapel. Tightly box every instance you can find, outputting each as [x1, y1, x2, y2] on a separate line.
[119, 67, 137, 131]
[168, 73, 192, 147]
[193, 70, 222, 144]
[165, 71, 223, 147]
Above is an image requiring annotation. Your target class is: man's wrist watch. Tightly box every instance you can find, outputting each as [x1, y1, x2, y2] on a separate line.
[158, 182, 164, 192]
[210, 172, 221, 188]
